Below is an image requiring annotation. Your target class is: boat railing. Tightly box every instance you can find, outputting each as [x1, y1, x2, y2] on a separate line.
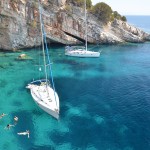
[29, 79, 50, 85]
[65, 46, 85, 51]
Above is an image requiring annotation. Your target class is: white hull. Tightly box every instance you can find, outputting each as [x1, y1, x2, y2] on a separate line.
[65, 50, 100, 57]
[27, 81, 59, 119]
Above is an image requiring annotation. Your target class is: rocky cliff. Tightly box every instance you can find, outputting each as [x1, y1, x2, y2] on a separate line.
[0, 0, 150, 50]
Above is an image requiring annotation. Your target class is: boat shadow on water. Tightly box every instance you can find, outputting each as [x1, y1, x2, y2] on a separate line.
[56, 59, 95, 71]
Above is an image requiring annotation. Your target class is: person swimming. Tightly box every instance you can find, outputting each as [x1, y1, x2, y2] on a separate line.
[0, 113, 7, 119]
[17, 130, 30, 138]
[14, 116, 18, 122]
[13, 116, 19, 125]
[4, 124, 14, 130]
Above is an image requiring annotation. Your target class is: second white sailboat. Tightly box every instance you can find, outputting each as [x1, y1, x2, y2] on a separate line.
[65, 0, 100, 58]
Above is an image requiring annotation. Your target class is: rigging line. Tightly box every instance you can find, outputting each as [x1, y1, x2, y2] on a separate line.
[38, 0, 58, 107]
[38, 39, 42, 80]
[38, 3, 48, 83]
[43, 30, 58, 107]
[33, 38, 37, 78]
[85, 0, 87, 51]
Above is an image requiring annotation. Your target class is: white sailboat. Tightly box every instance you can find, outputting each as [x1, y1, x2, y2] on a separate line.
[65, 0, 100, 58]
[26, 1, 59, 119]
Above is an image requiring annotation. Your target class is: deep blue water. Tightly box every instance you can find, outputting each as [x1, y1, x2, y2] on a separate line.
[0, 16, 150, 150]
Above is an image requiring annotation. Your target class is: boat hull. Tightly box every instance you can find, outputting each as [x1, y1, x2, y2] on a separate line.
[27, 80, 59, 119]
[65, 50, 100, 58]
[31, 89, 59, 119]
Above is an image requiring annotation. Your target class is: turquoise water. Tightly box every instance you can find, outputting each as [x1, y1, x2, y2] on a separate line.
[0, 17, 150, 150]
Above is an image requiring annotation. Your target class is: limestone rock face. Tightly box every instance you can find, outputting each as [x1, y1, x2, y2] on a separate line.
[0, 0, 150, 50]
[58, 0, 66, 6]
[110, 19, 150, 43]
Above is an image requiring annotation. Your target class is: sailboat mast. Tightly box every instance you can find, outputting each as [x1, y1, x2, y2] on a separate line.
[85, 0, 87, 51]
[38, 2, 48, 83]
[38, 0, 58, 107]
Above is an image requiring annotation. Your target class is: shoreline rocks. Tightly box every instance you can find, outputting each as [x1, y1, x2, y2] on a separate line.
[0, 0, 150, 51]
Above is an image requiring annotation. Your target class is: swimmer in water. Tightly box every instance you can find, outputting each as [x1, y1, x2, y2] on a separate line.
[14, 116, 18, 121]
[4, 124, 14, 130]
[17, 130, 30, 138]
[14, 116, 19, 125]
[0, 113, 7, 119]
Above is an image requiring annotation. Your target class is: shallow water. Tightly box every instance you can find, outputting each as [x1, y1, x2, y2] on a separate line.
[0, 42, 150, 150]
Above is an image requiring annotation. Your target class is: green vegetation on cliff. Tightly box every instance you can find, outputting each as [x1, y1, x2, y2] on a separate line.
[91, 2, 112, 23]
[112, 11, 127, 22]
[91, 2, 127, 23]
[66, 0, 92, 9]
[66, 1, 127, 23]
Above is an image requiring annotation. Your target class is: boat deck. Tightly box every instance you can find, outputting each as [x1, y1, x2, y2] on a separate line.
[31, 84, 59, 112]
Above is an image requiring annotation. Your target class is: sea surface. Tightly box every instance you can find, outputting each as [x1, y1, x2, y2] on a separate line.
[0, 16, 150, 150]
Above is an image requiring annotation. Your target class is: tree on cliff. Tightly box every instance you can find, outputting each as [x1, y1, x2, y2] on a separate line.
[113, 11, 121, 20]
[66, 0, 92, 9]
[121, 16, 127, 22]
[113, 11, 127, 22]
[91, 2, 112, 23]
